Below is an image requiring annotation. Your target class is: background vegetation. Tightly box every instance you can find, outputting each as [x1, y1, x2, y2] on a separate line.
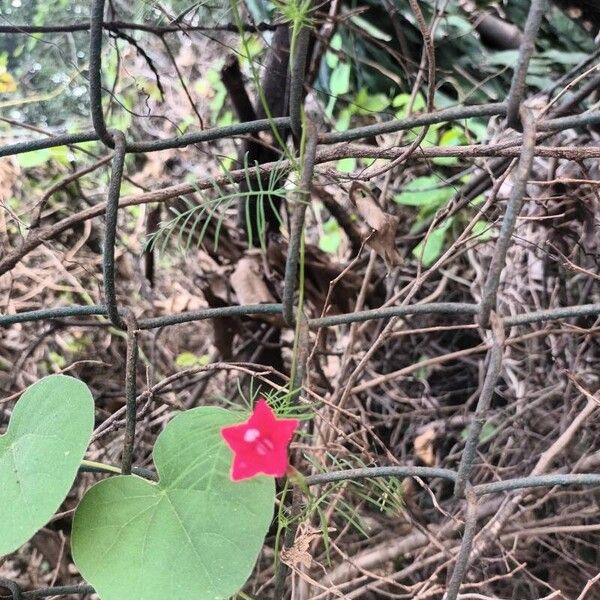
[1, 0, 599, 598]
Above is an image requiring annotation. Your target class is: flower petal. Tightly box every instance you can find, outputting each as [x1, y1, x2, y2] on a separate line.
[230, 456, 260, 481]
[249, 399, 278, 429]
[271, 418, 300, 444]
[263, 448, 290, 477]
[220, 422, 250, 452]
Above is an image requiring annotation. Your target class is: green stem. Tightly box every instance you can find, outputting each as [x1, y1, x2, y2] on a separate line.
[81, 459, 122, 474]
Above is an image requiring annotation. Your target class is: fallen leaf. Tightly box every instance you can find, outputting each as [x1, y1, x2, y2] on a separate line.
[414, 427, 437, 466]
[0, 157, 20, 203]
[349, 182, 402, 270]
[154, 287, 206, 314]
[280, 528, 332, 569]
[280, 527, 344, 597]
[230, 252, 275, 306]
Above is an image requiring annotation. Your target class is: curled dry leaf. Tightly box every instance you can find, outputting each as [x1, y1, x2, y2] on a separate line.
[230, 252, 275, 306]
[153, 286, 206, 314]
[280, 527, 343, 597]
[349, 182, 402, 270]
[414, 427, 437, 466]
[197, 251, 231, 305]
[230, 251, 283, 328]
[280, 533, 317, 569]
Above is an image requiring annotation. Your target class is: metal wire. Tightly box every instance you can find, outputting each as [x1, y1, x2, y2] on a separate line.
[89, 0, 115, 148]
[479, 106, 536, 326]
[289, 10, 313, 141]
[102, 130, 127, 329]
[505, 0, 546, 130]
[454, 314, 505, 497]
[0, 578, 21, 600]
[1, 4, 600, 599]
[304, 469, 600, 495]
[121, 313, 139, 475]
[443, 490, 479, 600]
[4, 301, 598, 331]
[282, 117, 318, 325]
[0, 21, 279, 35]
[4, 105, 600, 159]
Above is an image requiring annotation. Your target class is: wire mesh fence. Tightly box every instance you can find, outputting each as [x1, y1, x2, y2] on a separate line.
[1, 0, 600, 598]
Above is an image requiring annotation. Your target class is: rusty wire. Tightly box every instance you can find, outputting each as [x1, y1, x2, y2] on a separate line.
[1, 0, 600, 598]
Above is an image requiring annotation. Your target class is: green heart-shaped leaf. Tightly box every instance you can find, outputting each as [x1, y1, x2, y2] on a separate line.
[72, 407, 276, 600]
[0, 374, 94, 556]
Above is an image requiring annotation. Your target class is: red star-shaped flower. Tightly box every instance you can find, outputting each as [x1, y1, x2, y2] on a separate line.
[220, 399, 300, 481]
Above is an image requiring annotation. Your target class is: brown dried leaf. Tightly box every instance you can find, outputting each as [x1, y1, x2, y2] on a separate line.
[280, 529, 328, 569]
[230, 252, 274, 306]
[0, 157, 20, 204]
[281, 527, 344, 597]
[349, 182, 402, 270]
[280, 542, 312, 569]
[154, 286, 206, 314]
[414, 427, 437, 466]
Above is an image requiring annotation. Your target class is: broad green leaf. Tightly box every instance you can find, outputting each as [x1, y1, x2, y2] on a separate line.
[441, 14, 473, 35]
[327, 61, 351, 118]
[526, 74, 554, 90]
[405, 126, 439, 147]
[486, 50, 519, 66]
[540, 49, 587, 66]
[141, 80, 163, 102]
[50, 145, 71, 167]
[394, 176, 454, 208]
[16, 148, 51, 169]
[392, 93, 426, 118]
[319, 218, 342, 254]
[349, 14, 392, 41]
[175, 352, 211, 368]
[0, 375, 94, 556]
[72, 407, 276, 600]
[433, 127, 467, 166]
[415, 355, 431, 380]
[353, 87, 390, 114]
[219, 152, 236, 173]
[412, 219, 453, 267]
[211, 89, 227, 114]
[463, 118, 488, 142]
[336, 157, 356, 173]
[472, 220, 493, 241]
[239, 35, 263, 65]
[439, 127, 466, 147]
[48, 351, 66, 369]
[480, 422, 497, 443]
[217, 111, 235, 127]
[330, 62, 351, 97]
[392, 93, 411, 108]
[326, 33, 342, 69]
[468, 194, 485, 207]
[335, 107, 352, 132]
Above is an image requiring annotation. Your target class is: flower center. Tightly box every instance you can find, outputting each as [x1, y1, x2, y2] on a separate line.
[244, 428, 260, 442]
